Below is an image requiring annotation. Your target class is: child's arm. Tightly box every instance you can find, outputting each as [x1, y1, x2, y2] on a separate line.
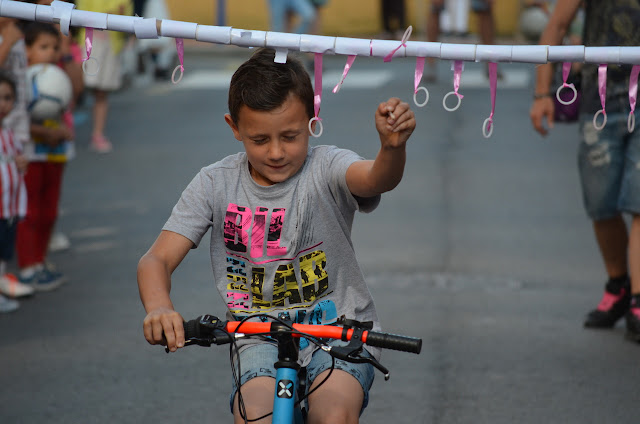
[138, 230, 194, 352]
[0, 21, 22, 65]
[15, 153, 27, 173]
[346, 97, 415, 198]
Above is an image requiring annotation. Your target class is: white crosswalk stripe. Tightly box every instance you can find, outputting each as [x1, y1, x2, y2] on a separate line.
[457, 68, 531, 89]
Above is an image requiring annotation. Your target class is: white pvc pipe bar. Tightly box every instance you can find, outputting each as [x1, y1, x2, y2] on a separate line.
[3, 0, 640, 64]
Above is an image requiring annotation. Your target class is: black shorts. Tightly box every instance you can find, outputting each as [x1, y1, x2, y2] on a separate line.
[0, 218, 18, 261]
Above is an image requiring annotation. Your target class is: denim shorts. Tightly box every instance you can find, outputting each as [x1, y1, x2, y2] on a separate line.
[229, 340, 375, 414]
[578, 111, 640, 220]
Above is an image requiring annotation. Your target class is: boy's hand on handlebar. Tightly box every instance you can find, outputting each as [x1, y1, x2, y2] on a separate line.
[142, 307, 185, 352]
[375, 98, 415, 149]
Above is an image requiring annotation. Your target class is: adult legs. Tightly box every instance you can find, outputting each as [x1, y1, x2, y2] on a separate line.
[92, 89, 109, 139]
[593, 215, 629, 280]
[630, 215, 640, 296]
[268, 0, 287, 32]
[475, 9, 495, 45]
[289, 0, 316, 35]
[426, 0, 444, 81]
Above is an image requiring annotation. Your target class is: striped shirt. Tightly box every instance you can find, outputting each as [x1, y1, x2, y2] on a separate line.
[0, 128, 27, 219]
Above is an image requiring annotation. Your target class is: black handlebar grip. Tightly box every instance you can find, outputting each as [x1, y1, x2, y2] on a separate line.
[365, 331, 422, 354]
[184, 319, 200, 339]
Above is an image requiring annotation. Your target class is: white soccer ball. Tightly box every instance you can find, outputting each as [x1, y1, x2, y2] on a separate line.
[26, 63, 72, 121]
[519, 6, 550, 42]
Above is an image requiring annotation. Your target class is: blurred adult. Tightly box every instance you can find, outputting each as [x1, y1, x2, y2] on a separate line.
[75, 0, 133, 153]
[530, 0, 640, 341]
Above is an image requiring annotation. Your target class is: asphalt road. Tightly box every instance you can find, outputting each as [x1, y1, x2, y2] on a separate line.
[1, 45, 638, 423]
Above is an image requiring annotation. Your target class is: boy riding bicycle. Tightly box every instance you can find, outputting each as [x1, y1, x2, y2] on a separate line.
[137, 47, 416, 423]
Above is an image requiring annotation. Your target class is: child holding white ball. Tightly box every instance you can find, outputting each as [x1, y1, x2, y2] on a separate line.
[16, 22, 74, 291]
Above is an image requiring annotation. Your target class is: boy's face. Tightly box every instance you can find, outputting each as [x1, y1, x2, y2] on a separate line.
[0, 82, 15, 122]
[225, 94, 311, 187]
[27, 33, 59, 65]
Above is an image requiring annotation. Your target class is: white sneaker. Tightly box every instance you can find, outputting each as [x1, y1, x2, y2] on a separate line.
[49, 231, 71, 252]
[0, 273, 35, 298]
[0, 294, 19, 313]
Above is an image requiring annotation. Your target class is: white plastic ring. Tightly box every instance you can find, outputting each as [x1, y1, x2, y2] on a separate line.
[81, 56, 100, 76]
[309, 117, 323, 138]
[628, 111, 636, 133]
[556, 83, 578, 106]
[593, 109, 607, 131]
[400, 26, 413, 44]
[413, 86, 429, 107]
[482, 118, 494, 138]
[171, 65, 184, 84]
[443, 91, 462, 112]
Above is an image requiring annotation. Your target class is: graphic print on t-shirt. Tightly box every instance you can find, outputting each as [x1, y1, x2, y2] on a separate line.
[224, 202, 331, 316]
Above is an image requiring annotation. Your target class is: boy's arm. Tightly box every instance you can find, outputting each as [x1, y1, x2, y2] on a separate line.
[346, 98, 415, 198]
[138, 230, 194, 352]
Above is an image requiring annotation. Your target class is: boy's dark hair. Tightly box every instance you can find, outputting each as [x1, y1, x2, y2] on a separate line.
[228, 48, 314, 124]
[0, 71, 17, 99]
[24, 22, 60, 47]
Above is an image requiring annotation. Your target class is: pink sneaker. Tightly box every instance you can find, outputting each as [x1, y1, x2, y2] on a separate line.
[90, 134, 113, 153]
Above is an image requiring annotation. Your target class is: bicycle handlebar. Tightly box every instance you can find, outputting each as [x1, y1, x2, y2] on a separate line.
[183, 315, 422, 354]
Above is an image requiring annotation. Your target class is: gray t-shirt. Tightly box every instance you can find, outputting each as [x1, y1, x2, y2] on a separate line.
[164, 145, 381, 364]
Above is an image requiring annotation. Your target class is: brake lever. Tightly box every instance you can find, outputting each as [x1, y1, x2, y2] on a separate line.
[164, 338, 205, 353]
[326, 327, 391, 381]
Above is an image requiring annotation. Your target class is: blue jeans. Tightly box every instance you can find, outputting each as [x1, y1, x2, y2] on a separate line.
[268, 0, 316, 34]
[229, 339, 375, 414]
[578, 110, 640, 220]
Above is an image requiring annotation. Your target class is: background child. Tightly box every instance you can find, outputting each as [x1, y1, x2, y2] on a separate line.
[138, 48, 416, 422]
[16, 22, 73, 291]
[0, 16, 29, 161]
[0, 72, 32, 312]
[24, 0, 84, 254]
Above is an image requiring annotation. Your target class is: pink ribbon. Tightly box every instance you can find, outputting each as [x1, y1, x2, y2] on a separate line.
[83, 27, 93, 62]
[171, 38, 185, 83]
[628, 65, 640, 132]
[561, 62, 572, 87]
[176, 38, 184, 72]
[592, 64, 608, 130]
[483, 62, 498, 137]
[598, 64, 607, 114]
[333, 55, 356, 93]
[629, 65, 640, 114]
[383, 26, 412, 63]
[414, 57, 425, 93]
[313, 53, 323, 120]
[452, 60, 464, 100]
[308, 53, 324, 137]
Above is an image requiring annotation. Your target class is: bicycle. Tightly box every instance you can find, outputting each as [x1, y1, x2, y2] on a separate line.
[172, 313, 422, 424]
